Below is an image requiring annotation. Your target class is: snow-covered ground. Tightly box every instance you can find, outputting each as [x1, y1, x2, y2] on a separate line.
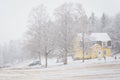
[0, 56, 120, 80]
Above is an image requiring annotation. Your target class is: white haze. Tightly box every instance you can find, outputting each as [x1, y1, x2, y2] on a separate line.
[0, 0, 120, 44]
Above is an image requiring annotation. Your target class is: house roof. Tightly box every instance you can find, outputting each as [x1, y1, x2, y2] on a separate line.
[77, 33, 111, 41]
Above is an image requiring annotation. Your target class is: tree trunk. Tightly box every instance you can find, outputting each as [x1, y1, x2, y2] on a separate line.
[64, 38, 68, 65]
[82, 32, 85, 62]
[38, 52, 41, 65]
[45, 52, 48, 68]
[64, 52, 67, 64]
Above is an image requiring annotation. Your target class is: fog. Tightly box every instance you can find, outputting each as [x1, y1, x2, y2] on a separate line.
[0, 0, 120, 68]
[0, 0, 120, 44]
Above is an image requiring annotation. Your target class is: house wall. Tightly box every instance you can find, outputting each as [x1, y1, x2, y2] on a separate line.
[73, 39, 112, 60]
[73, 36, 83, 59]
[103, 48, 112, 57]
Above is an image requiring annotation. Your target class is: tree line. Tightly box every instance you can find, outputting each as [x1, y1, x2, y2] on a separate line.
[0, 3, 120, 68]
[25, 3, 120, 67]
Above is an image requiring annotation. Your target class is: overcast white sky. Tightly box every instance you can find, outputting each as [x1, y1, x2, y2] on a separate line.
[0, 0, 120, 44]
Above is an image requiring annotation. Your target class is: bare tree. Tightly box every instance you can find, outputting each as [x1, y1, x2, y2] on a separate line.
[43, 21, 54, 68]
[54, 3, 74, 64]
[88, 12, 99, 32]
[71, 3, 88, 62]
[54, 3, 88, 64]
[25, 4, 55, 67]
[25, 4, 50, 66]
[111, 13, 120, 52]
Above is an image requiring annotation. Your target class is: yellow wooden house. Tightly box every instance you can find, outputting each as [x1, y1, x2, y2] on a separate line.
[73, 33, 112, 60]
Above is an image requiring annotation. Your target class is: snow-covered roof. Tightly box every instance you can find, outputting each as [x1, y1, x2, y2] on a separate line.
[77, 33, 111, 41]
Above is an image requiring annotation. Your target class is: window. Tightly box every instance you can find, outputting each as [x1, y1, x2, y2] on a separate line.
[97, 41, 102, 46]
[103, 42, 107, 47]
[98, 51, 101, 54]
[107, 41, 111, 46]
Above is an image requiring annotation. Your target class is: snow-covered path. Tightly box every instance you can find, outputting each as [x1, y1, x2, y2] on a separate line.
[0, 61, 120, 80]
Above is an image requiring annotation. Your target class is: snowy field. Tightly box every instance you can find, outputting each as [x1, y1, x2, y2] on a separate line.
[0, 57, 120, 80]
